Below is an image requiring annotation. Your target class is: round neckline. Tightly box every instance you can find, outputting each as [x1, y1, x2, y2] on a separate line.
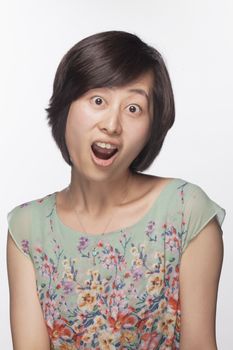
[51, 177, 180, 238]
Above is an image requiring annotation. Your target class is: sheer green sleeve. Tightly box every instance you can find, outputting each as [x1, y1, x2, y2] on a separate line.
[7, 203, 32, 261]
[181, 184, 226, 254]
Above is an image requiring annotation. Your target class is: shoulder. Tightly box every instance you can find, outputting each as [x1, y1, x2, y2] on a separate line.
[148, 175, 206, 202]
[150, 176, 225, 228]
[7, 192, 55, 224]
[7, 192, 56, 257]
[164, 176, 214, 205]
[174, 178, 226, 254]
[147, 174, 201, 190]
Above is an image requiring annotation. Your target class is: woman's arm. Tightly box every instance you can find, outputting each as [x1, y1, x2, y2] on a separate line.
[6, 231, 51, 350]
[179, 216, 224, 350]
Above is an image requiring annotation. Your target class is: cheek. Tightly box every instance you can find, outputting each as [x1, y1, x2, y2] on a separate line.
[72, 104, 94, 128]
[65, 105, 93, 153]
[127, 123, 150, 157]
[67, 104, 94, 135]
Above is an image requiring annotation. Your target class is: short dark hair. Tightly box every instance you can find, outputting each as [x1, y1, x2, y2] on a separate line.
[45, 30, 175, 173]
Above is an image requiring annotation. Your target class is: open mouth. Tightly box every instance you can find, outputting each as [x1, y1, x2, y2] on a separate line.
[91, 143, 119, 160]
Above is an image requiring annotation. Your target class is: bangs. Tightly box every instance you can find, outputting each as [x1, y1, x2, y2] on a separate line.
[64, 31, 154, 99]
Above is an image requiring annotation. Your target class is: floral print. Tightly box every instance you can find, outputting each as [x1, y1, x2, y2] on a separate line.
[7, 178, 226, 349]
[35, 228, 180, 349]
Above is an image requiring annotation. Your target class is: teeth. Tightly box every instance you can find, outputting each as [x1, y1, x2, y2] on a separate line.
[94, 142, 117, 149]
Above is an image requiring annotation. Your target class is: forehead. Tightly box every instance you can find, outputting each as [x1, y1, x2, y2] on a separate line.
[88, 71, 154, 100]
[112, 71, 154, 92]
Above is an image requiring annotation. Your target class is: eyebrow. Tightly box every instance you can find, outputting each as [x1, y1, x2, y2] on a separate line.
[90, 87, 150, 103]
[127, 88, 150, 103]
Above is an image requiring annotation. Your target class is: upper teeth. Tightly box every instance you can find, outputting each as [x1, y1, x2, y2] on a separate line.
[94, 142, 117, 149]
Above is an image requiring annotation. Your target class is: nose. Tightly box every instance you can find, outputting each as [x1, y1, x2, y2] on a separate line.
[99, 105, 122, 135]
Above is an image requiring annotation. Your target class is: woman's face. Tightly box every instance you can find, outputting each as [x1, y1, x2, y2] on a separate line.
[65, 71, 154, 180]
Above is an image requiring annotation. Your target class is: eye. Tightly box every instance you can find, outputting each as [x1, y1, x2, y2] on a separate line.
[91, 96, 104, 106]
[127, 104, 141, 114]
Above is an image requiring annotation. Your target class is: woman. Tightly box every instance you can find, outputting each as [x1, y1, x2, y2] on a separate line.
[7, 31, 226, 349]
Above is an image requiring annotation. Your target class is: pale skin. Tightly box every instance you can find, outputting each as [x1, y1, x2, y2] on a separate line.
[63, 70, 155, 221]
[6, 71, 223, 349]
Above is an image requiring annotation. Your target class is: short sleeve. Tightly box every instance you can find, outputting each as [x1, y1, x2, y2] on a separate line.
[181, 184, 226, 255]
[7, 203, 32, 261]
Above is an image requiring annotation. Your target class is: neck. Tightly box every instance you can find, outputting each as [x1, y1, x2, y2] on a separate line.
[67, 167, 135, 216]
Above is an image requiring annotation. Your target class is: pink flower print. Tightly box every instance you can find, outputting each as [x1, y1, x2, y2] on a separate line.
[44, 298, 58, 318]
[113, 290, 127, 307]
[21, 239, 29, 255]
[35, 246, 43, 253]
[102, 252, 118, 269]
[128, 283, 137, 297]
[102, 256, 114, 269]
[171, 226, 177, 235]
[118, 256, 127, 272]
[56, 283, 62, 290]
[52, 272, 59, 282]
[165, 225, 180, 252]
[41, 261, 54, 277]
[97, 240, 104, 248]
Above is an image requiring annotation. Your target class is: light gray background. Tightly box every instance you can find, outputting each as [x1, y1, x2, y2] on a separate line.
[1, 1, 232, 349]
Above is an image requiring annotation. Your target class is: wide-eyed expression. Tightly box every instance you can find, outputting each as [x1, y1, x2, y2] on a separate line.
[65, 71, 154, 178]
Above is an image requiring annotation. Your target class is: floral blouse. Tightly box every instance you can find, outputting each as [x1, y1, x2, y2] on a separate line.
[7, 178, 226, 350]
